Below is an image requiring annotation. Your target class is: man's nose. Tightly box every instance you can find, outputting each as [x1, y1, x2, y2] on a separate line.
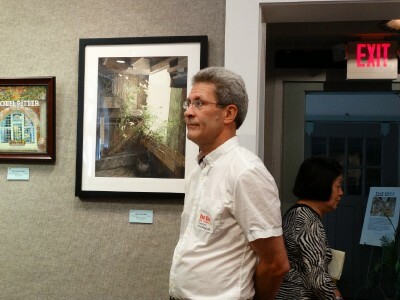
[184, 105, 195, 116]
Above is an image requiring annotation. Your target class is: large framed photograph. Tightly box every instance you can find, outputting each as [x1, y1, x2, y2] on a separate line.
[0, 77, 56, 163]
[75, 36, 208, 197]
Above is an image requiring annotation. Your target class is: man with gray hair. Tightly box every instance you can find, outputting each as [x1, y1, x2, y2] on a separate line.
[169, 67, 289, 299]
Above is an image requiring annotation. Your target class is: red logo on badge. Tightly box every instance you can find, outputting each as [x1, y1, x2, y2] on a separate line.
[199, 213, 211, 224]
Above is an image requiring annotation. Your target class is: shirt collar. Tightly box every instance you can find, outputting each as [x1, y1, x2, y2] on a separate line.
[198, 136, 239, 166]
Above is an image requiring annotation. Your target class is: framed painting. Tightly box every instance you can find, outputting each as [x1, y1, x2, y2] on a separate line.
[0, 77, 56, 163]
[75, 36, 208, 197]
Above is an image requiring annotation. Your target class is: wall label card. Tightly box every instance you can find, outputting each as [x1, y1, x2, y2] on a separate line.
[7, 167, 30, 181]
[129, 210, 153, 224]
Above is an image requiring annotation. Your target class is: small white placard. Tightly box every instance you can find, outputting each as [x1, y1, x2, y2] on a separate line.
[7, 167, 30, 181]
[129, 210, 153, 224]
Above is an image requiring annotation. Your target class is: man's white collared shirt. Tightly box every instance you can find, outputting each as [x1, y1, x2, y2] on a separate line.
[169, 137, 282, 299]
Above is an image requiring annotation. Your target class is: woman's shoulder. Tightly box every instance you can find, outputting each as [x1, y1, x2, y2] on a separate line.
[285, 204, 317, 217]
[283, 204, 320, 226]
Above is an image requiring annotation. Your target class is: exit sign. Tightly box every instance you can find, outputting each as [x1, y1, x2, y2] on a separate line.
[347, 41, 398, 79]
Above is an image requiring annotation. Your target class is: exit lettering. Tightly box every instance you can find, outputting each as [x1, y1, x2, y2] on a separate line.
[356, 43, 391, 67]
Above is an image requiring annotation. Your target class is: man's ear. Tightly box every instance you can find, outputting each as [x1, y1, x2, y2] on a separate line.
[223, 104, 238, 125]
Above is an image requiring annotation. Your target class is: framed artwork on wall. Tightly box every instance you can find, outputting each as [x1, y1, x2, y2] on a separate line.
[75, 35, 208, 197]
[0, 77, 56, 163]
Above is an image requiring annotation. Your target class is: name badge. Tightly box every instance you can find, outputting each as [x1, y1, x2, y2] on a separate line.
[197, 210, 213, 233]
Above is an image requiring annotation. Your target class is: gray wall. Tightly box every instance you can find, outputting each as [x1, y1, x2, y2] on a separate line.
[0, 1, 225, 299]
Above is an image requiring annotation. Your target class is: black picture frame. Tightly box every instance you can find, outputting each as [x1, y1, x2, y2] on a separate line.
[75, 36, 208, 197]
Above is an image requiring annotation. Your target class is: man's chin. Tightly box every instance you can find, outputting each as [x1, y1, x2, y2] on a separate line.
[187, 133, 198, 144]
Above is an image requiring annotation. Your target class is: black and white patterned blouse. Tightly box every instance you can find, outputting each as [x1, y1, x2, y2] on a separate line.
[275, 204, 337, 300]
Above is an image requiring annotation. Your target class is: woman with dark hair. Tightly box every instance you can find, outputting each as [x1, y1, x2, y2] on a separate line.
[275, 157, 344, 300]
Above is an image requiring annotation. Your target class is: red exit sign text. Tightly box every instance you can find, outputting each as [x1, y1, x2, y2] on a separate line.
[347, 41, 398, 79]
[357, 43, 391, 67]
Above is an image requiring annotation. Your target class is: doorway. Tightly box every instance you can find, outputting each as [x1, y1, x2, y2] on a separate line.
[282, 84, 400, 299]
[306, 121, 399, 298]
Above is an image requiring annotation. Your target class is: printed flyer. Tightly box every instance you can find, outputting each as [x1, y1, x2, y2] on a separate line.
[360, 187, 400, 246]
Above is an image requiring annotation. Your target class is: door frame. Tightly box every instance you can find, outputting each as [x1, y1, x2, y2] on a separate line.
[281, 81, 323, 213]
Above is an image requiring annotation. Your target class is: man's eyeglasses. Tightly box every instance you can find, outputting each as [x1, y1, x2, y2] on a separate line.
[182, 99, 224, 110]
